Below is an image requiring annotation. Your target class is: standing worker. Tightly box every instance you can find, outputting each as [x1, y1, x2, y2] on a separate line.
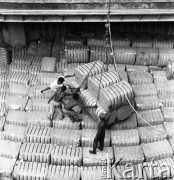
[89, 112, 109, 154]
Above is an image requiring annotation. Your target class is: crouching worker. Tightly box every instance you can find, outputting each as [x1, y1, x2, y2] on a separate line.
[48, 86, 79, 120]
[89, 112, 109, 154]
[63, 93, 97, 123]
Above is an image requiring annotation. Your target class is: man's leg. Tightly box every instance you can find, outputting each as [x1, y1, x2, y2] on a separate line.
[56, 103, 64, 120]
[89, 130, 101, 154]
[48, 101, 55, 120]
[98, 130, 105, 151]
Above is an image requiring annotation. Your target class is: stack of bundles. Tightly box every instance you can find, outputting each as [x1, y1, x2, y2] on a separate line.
[37, 72, 61, 85]
[126, 65, 148, 74]
[112, 38, 131, 47]
[0, 117, 5, 130]
[52, 37, 63, 59]
[153, 41, 174, 49]
[65, 36, 85, 46]
[87, 37, 106, 46]
[0, 157, 16, 179]
[90, 45, 111, 63]
[37, 41, 52, 57]
[159, 49, 174, 67]
[0, 47, 11, 64]
[51, 129, 81, 147]
[51, 146, 82, 166]
[75, 61, 107, 89]
[135, 47, 159, 66]
[12, 54, 33, 65]
[12, 46, 26, 56]
[137, 109, 164, 126]
[47, 165, 80, 180]
[113, 145, 144, 165]
[25, 99, 50, 112]
[0, 64, 9, 73]
[164, 122, 174, 137]
[9, 61, 30, 73]
[81, 129, 110, 147]
[29, 64, 41, 75]
[3, 124, 26, 142]
[19, 142, 53, 163]
[83, 147, 114, 166]
[0, 140, 21, 159]
[161, 107, 174, 122]
[53, 115, 80, 130]
[88, 70, 120, 98]
[142, 140, 173, 161]
[31, 56, 42, 66]
[8, 23, 26, 47]
[27, 41, 38, 56]
[155, 80, 174, 94]
[8, 84, 30, 97]
[25, 125, 51, 144]
[13, 161, 48, 180]
[132, 39, 153, 48]
[64, 45, 89, 63]
[41, 57, 56, 73]
[159, 94, 174, 107]
[113, 47, 136, 65]
[152, 71, 167, 83]
[138, 124, 167, 143]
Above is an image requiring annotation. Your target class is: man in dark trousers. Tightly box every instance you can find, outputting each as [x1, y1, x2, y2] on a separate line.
[89, 112, 109, 154]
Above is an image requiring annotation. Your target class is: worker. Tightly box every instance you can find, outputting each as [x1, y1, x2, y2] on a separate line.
[48, 86, 80, 120]
[62, 93, 97, 122]
[40, 74, 74, 93]
[89, 112, 109, 154]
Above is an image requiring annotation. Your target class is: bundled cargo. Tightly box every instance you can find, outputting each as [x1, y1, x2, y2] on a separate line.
[53, 115, 80, 130]
[108, 63, 126, 71]
[12, 55, 33, 65]
[0, 117, 5, 131]
[111, 113, 137, 130]
[132, 40, 153, 48]
[38, 72, 62, 85]
[65, 45, 89, 63]
[8, 84, 30, 97]
[113, 145, 144, 165]
[132, 84, 157, 97]
[51, 129, 81, 147]
[51, 146, 82, 166]
[9, 62, 30, 73]
[19, 142, 53, 163]
[0, 47, 11, 64]
[29, 74, 38, 86]
[87, 37, 106, 46]
[0, 104, 6, 117]
[65, 36, 85, 46]
[41, 57, 56, 73]
[136, 47, 158, 66]
[0, 73, 8, 82]
[126, 65, 148, 74]
[152, 71, 167, 83]
[13, 161, 48, 180]
[5, 95, 28, 111]
[26, 41, 38, 56]
[0, 91, 6, 103]
[81, 129, 110, 147]
[114, 47, 136, 65]
[137, 109, 164, 127]
[138, 124, 167, 143]
[149, 66, 163, 73]
[8, 72, 30, 85]
[142, 140, 173, 161]
[158, 49, 174, 67]
[25, 99, 50, 112]
[128, 72, 153, 85]
[158, 94, 174, 107]
[111, 129, 139, 146]
[25, 125, 51, 144]
[81, 114, 98, 129]
[31, 56, 42, 66]
[155, 80, 174, 95]
[83, 147, 114, 166]
[88, 70, 120, 98]
[75, 61, 107, 89]
[117, 70, 128, 82]
[135, 95, 160, 111]
[166, 60, 174, 79]
[0, 140, 21, 159]
[153, 41, 174, 49]
[46, 165, 80, 180]
[3, 124, 26, 142]
[29, 65, 41, 75]
[0, 157, 16, 178]
[0, 64, 9, 73]
[99, 80, 133, 112]
[12, 45, 27, 56]
[164, 122, 174, 137]
[161, 107, 174, 122]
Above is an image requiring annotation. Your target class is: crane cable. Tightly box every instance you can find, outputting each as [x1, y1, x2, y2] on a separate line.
[107, 14, 171, 138]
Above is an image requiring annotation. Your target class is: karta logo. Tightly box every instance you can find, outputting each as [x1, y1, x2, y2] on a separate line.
[101, 157, 172, 179]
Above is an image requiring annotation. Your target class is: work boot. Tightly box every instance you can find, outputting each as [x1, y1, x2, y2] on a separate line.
[89, 140, 97, 154]
[89, 150, 96, 154]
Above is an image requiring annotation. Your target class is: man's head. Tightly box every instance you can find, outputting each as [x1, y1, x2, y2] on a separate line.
[73, 93, 79, 100]
[57, 77, 65, 85]
[61, 85, 67, 92]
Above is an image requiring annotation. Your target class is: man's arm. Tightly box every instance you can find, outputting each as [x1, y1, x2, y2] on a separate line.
[48, 91, 57, 103]
[41, 87, 50, 93]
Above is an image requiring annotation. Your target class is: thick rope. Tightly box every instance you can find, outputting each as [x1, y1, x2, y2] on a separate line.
[108, 21, 170, 138]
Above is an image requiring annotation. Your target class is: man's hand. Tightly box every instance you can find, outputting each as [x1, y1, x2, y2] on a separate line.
[40, 90, 43, 94]
[48, 101, 50, 104]
[93, 105, 98, 108]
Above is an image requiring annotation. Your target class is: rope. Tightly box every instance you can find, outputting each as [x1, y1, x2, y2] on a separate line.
[107, 19, 170, 138]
